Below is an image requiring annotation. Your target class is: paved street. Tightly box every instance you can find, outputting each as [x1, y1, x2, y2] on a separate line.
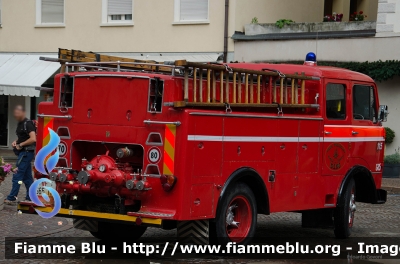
[1, 170, 400, 263]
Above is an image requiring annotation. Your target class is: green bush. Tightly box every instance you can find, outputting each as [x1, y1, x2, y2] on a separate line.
[275, 19, 294, 29]
[385, 127, 396, 144]
[268, 60, 400, 82]
[384, 152, 400, 165]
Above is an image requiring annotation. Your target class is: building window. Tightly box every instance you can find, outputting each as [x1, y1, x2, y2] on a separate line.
[174, 0, 209, 23]
[36, 0, 65, 25]
[102, 0, 133, 24]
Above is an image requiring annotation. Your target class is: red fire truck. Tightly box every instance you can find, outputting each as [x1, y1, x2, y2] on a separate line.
[19, 49, 388, 245]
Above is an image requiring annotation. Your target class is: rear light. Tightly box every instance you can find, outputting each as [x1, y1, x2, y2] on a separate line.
[160, 175, 177, 192]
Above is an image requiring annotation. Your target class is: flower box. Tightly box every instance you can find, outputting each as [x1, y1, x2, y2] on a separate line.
[244, 21, 376, 36]
[383, 164, 400, 178]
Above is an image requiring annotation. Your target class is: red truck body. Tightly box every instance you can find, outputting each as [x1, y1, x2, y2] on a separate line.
[19, 55, 387, 243]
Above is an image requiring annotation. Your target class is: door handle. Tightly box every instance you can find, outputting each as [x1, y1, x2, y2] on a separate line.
[324, 131, 332, 135]
[352, 131, 359, 135]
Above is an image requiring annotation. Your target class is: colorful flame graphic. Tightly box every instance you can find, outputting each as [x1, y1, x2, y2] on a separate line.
[29, 178, 61, 219]
[34, 128, 60, 175]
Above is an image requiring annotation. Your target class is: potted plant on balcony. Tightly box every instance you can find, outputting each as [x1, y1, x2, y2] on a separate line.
[383, 149, 400, 178]
[323, 12, 343, 22]
[0, 157, 15, 210]
[350, 11, 367, 21]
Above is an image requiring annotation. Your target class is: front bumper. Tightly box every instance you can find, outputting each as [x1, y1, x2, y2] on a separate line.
[17, 203, 163, 227]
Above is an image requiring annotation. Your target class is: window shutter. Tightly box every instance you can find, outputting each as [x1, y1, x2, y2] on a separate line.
[180, 0, 208, 21]
[108, 0, 132, 15]
[41, 0, 64, 23]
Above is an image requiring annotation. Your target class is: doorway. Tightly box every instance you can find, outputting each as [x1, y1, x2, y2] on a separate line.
[0, 95, 9, 147]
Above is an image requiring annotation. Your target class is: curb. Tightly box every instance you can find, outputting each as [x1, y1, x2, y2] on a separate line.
[382, 186, 400, 194]
[2, 156, 17, 161]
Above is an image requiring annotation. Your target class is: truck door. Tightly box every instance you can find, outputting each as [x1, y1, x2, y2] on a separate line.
[350, 83, 384, 174]
[322, 80, 352, 203]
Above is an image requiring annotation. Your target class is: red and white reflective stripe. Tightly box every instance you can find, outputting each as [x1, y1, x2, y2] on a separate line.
[187, 135, 384, 143]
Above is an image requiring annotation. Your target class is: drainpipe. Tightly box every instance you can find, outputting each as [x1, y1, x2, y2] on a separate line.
[223, 0, 229, 63]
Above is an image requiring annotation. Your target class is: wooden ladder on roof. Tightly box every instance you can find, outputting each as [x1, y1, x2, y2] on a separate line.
[57, 48, 173, 73]
[44, 48, 320, 109]
[174, 60, 320, 109]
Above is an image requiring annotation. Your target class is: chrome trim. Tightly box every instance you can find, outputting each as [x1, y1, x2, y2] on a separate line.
[189, 112, 324, 121]
[74, 74, 150, 79]
[145, 133, 163, 146]
[144, 164, 161, 177]
[147, 78, 164, 114]
[65, 61, 178, 68]
[54, 167, 73, 170]
[144, 120, 181, 126]
[57, 126, 71, 139]
[37, 114, 72, 120]
[59, 76, 75, 109]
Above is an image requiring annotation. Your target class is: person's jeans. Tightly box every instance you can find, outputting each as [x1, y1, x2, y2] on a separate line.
[7, 151, 34, 201]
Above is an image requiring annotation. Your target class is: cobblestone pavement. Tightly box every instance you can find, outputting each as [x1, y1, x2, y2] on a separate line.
[1, 173, 400, 263]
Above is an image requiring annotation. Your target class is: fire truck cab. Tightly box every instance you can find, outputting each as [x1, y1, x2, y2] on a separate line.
[19, 49, 388, 245]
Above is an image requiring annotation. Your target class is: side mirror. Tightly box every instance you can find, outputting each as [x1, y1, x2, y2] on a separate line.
[379, 105, 389, 122]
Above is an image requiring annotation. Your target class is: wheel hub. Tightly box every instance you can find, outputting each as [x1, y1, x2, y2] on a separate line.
[226, 204, 240, 227]
[349, 192, 356, 226]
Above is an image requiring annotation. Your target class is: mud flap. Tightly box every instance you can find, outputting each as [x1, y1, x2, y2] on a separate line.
[177, 220, 209, 245]
[73, 219, 98, 232]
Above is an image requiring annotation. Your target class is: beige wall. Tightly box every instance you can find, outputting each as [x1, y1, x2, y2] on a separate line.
[234, 0, 325, 32]
[377, 76, 400, 155]
[234, 36, 400, 62]
[0, 0, 379, 55]
[0, 0, 230, 53]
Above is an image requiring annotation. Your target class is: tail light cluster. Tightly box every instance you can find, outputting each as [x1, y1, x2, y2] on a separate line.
[160, 175, 177, 192]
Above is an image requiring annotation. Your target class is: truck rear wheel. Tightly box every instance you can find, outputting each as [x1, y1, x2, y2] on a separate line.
[334, 178, 356, 239]
[90, 222, 147, 240]
[215, 183, 257, 245]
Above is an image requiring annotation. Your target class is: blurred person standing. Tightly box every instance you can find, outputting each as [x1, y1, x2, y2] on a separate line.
[4, 105, 36, 204]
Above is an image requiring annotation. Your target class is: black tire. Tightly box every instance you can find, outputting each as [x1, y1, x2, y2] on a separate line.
[334, 178, 356, 239]
[90, 222, 147, 240]
[214, 182, 257, 245]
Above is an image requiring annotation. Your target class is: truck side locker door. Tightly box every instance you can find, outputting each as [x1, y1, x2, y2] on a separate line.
[274, 119, 299, 212]
[322, 80, 352, 206]
[296, 119, 323, 210]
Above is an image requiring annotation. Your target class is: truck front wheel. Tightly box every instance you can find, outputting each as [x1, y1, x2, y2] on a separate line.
[215, 183, 257, 245]
[334, 178, 356, 239]
[90, 222, 147, 240]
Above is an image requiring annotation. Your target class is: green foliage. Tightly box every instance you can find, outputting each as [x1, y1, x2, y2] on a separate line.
[317, 60, 400, 82]
[385, 127, 396, 144]
[384, 152, 400, 165]
[251, 17, 259, 24]
[270, 60, 400, 82]
[275, 19, 294, 29]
